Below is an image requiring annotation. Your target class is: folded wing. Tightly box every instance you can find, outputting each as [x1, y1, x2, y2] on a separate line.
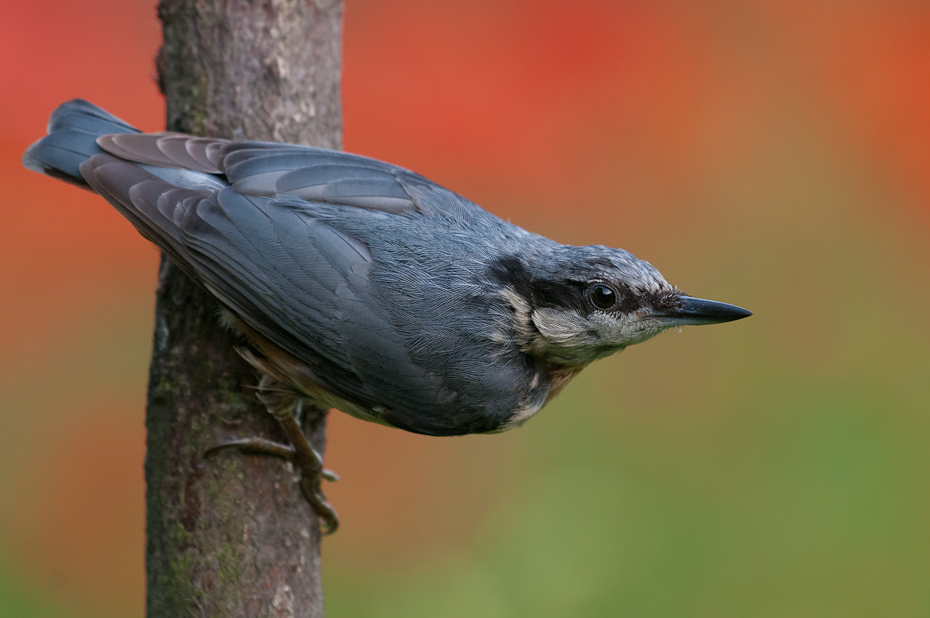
[80, 154, 458, 428]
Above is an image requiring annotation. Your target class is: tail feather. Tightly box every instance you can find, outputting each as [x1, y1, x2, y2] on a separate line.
[23, 99, 140, 189]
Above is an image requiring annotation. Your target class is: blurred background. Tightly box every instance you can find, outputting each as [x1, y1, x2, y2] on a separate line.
[2, 0, 929, 615]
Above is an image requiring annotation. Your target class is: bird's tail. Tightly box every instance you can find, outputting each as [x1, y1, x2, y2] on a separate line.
[22, 99, 139, 190]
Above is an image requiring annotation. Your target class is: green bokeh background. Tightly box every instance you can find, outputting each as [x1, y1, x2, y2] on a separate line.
[1, 1, 928, 616]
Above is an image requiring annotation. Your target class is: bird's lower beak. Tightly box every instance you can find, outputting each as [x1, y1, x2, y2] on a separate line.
[651, 295, 752, 326]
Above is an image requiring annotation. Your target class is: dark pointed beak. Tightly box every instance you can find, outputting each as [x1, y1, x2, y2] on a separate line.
[652, 295, 752, 326]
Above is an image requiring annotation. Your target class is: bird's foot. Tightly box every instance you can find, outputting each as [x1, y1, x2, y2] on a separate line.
[205, 436, 340, 534]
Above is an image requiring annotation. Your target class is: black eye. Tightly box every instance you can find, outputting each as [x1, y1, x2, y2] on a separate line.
[586, 283, 618, 310]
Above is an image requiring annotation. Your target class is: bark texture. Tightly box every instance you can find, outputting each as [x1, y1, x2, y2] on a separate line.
[147, 1, 342, 616]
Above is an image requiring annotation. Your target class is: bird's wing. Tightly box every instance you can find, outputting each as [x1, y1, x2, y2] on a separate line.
[80, 153, 456, 422]
[96, 133, 483, 219]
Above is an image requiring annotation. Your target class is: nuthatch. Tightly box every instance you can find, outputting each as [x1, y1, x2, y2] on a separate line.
[24, 100, 751, 533]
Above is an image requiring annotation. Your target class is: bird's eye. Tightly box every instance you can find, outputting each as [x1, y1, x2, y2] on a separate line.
[586, 283, 619, 310]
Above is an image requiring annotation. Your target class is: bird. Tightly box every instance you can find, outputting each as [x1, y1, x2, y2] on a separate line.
[24, 99, 751, 533]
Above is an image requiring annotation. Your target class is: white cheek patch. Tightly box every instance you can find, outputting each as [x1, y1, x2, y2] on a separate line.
[532, 308, 671, 363]
[530, 308, 604, 363]
[532, 308, 593, 344]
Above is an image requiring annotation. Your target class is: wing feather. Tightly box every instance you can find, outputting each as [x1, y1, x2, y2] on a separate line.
[80, 153, 452, 418]
[97, 133, 226, 173]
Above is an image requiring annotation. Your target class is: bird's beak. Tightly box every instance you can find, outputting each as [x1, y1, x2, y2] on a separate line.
[651, 295, 752, 326]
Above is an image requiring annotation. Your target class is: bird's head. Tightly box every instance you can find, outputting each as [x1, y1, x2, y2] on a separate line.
[490, 245, 751, 366]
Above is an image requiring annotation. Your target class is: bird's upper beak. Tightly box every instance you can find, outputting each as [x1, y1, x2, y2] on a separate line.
[651, 295, 752, 326]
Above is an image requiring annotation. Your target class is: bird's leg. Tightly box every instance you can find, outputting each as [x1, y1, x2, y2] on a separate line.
[205, 375, 339, 534]
[267, 399, 339, 534]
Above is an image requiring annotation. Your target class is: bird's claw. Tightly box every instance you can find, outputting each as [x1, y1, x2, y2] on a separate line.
[300, 474, 339, 535]
[321, 469, 340, 483]
[204, 436, 339, 534]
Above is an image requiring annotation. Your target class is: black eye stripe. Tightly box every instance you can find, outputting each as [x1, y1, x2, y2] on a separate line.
[487, 256, 647, 315]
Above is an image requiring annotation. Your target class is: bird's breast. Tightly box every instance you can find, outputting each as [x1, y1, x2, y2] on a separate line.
[544, 363, 586, 404]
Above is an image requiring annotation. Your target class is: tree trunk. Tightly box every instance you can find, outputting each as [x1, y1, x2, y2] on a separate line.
[146, 1, 342, 616]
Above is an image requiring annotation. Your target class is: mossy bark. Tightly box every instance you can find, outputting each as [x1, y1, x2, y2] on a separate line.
[147, 1, 342, 616]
